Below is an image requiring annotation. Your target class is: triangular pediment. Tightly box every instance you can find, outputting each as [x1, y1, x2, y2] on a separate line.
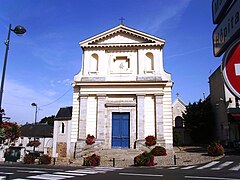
[80, 24, 165, 48]
[94, 32, 150, 44]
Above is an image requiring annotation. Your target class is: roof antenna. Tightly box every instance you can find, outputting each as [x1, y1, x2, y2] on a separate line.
[119, 17, 125, 25]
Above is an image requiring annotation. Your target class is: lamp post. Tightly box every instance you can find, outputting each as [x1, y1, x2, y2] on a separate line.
[31, 102, 37, 152]
[0, 24, 26, 123]
[31, 103, 38, 124]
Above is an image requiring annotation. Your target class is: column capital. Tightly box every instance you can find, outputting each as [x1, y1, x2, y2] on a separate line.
[136, 93, 146, 96]
[79, 94, 88, 97]
[154, 93, 164, 97]
[97, 93, 106, 97]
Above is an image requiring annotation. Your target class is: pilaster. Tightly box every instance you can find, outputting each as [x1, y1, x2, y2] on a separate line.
[137, 94, 145, 140]
[96, 94, 106, 140]
[155, 94, 165, 145]
[78, 94, 88, 139]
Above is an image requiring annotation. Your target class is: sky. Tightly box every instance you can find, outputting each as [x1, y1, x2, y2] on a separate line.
[0, 0, 222, 125]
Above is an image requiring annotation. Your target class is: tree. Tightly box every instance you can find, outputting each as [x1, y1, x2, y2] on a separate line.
[0, 121, 21, 145]
[39, 115, 55, 126]
[183, 99, 215, 144]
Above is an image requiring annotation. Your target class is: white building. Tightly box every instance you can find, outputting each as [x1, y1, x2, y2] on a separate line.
[172, 97, 186, 127]
[54, 24, 173, 159]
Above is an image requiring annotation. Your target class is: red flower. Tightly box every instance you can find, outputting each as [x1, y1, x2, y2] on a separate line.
[145, 135, 156, 146]
[85, 134, 95, 145]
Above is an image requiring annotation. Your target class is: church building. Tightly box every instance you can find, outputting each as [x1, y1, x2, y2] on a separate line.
[56, 24, 173, 158]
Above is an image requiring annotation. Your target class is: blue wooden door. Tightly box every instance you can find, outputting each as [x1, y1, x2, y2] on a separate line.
[112, 112, 130, 148]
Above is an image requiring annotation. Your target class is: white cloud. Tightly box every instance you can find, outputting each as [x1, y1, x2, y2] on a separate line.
[51, 78, 72, 87]
[2, 79, 72, 125]
[144, 0, 192, 33]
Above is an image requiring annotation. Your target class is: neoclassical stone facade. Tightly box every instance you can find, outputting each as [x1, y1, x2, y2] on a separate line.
[68, 24, 173, 158]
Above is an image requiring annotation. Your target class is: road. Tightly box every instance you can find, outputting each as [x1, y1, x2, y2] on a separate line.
[0, 154, 239, 180]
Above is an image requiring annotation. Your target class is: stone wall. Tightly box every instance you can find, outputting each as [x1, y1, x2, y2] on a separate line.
[56, 142, 67, 158]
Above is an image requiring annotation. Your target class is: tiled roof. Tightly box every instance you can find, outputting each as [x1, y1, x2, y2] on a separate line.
[20, 123, 53, 138]
[55, 106, 72, 121]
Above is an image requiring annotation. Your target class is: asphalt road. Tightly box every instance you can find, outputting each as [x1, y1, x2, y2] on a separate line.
[0, 153, 239, 180]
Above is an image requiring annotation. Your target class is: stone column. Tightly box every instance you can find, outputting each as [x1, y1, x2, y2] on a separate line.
[155, 94, 165, 145]
[137, 94, 145, 140]
[97, 94, 106, 140]
[52, 121, 59, 158]
[78, 94, 88, 139]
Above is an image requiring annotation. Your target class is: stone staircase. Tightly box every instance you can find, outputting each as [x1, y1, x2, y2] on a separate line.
[72, 148, 143, 167]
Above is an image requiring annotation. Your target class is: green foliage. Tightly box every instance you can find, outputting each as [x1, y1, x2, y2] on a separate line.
[39, 154, 51, 164]
[39, 115, 55, 126]
[183, 99, 215, 144]
[23, 154, 36, 164]
[151, 146, 167, 156]
[83, 154, 100, 166]
[0, 122, 21, 144]
[207, 142, 224, 156]
[134, 152, 154, 166]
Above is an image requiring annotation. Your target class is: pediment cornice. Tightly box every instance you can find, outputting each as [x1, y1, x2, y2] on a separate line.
[80, 24, 165, 48]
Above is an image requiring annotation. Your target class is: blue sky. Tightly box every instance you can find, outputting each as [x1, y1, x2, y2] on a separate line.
[0, 0, 221, 125]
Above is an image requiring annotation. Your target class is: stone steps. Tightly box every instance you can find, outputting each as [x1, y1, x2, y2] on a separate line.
[72, 149, 143, 167]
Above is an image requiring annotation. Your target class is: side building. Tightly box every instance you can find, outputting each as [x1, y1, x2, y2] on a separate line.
[209, 66, 240, 146]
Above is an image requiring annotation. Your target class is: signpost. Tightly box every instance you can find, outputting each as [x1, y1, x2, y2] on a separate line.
[212, 0, 233, 24]
[222, 38, 240, 98]
[212, 0, 240, 57]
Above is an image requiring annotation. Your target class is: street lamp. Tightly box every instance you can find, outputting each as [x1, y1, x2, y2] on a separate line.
[31, 103, 38, 124]
[0, 24, 26, 123]
[31, 102, 38, 153]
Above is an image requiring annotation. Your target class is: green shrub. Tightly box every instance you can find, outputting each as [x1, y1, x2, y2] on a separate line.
[134, 152, 154, 166]
[39, 154, 51, 164]
[151, 146, 167, 156]
[83, 154, 100, 166]
[207, 142, 224, 156]
[23, 154, 36, 164]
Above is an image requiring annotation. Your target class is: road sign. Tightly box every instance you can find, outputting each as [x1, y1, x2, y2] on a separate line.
[213, 0, 240, 57]
[212, 0, 233, 24]
[222, 37, 240, 98]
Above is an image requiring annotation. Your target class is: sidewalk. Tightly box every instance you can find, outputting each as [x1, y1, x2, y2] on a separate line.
[61, 146, 225, 168]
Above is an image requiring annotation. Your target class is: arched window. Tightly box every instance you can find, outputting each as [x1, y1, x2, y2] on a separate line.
[145, 52, 154, 71]
[61, 122, 65, 134]
[175, 116, 184, 128]
[90, 54, 98, 72]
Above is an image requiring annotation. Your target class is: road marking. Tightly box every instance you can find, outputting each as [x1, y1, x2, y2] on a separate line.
[168, 167, 179, 169]
[211, 161, 234, 170]
[185, 175, 240, 180]
[0, 166, 64, 171]
[93, 167, 123, 170]
[181, 165, 196, 170]
[229, 163, 240, 171]
[119, 172, 163, 177]
[0, 172, 14, 175]
[197, 161, 220, 170]
[66, 169, 98, 174]
[54, 172, 86, 176]
[17, 170, 47, 174]
[27, 173, 74, 180]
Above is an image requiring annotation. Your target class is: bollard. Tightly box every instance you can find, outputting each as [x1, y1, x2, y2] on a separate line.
[113, 158, 115, 167]
[83, 157, 86, 166]
[174, 155, 177, 165]
[53, 157, 56, 165]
